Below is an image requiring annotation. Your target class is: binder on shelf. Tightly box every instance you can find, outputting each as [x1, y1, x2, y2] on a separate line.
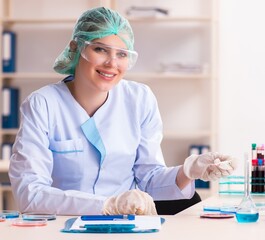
[1, 143, 13, 160]
[2, 31, 16, 72]
[189, 145, 210, 189]
[2, 87, 19, 129]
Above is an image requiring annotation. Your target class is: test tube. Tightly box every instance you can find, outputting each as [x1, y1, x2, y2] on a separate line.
[251, 144, 259, 193]
[260, 144, 264, 160]
[257, 145, 262, 159]
[258, 159, 265, 193]
[252, 143, 257, 160]
[262, 144, 265, 191]
[251, 159, 258, 193]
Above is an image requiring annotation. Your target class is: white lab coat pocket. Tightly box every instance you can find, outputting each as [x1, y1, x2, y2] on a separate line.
[49, 138, 83, 154]
[49, 138, 85, 185]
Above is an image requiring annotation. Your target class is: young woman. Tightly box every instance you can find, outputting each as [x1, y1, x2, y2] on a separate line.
[9, 7, 236, 215]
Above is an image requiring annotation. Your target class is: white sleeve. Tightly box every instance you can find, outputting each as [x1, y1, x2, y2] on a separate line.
[9, 94, 106, 215]
[133, 88, 195, 200]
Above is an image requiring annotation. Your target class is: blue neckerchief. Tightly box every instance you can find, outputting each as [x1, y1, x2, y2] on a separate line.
[81, 118, 106, 165]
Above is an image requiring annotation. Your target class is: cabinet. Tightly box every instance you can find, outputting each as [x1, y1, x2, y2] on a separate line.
[0, 0, 218, 209]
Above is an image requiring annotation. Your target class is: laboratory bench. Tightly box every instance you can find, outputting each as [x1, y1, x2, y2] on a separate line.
[1, 194, 265, 240]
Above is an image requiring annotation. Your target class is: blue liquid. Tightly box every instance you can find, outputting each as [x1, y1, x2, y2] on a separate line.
[0, 211, 20, 219]
[236, 212, 259, 223]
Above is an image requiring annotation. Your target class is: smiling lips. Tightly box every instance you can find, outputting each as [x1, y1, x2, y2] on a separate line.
[97, 70, 117, 79]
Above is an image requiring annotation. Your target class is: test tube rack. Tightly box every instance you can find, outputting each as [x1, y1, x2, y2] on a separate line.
[219, 175, 265, 195]
[219, 144, 265, 195]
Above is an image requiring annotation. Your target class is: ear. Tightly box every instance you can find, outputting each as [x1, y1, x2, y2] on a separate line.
[69, 40, 78, 52]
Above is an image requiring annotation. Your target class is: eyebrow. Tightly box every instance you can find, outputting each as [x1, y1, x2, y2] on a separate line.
[91, 41, 128, 51]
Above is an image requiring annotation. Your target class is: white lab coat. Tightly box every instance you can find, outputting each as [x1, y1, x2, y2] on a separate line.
[9, 76, 195, 215]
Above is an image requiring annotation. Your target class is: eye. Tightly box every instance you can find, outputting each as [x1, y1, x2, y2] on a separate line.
[93, 45, 108, 54]
[116, 51, 128, 59]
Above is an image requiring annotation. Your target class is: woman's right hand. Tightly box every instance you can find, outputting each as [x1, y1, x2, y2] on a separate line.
[102, 189, 157, 215]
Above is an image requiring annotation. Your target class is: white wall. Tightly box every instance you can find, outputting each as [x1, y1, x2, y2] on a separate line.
[219, 0, 265, 173]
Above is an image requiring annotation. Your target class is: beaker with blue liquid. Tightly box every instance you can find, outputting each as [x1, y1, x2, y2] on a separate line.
[235, 153, 259, 223]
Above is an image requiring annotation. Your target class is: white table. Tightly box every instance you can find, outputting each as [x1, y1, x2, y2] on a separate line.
[1, 195, 265, 240]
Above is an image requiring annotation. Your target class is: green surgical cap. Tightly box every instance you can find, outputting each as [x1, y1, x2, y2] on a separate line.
[53, 7, 134, 75]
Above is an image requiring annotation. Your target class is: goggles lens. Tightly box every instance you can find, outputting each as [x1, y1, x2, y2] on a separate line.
[80, 41, 138, 70]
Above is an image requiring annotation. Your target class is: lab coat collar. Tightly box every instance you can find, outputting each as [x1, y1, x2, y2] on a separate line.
[81, 118, 106, 165]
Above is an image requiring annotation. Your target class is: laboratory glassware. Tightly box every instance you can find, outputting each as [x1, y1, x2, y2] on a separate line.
[235, 153, 259, 223]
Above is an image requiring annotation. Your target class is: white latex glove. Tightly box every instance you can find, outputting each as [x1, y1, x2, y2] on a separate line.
[102, 189, 157, 215]
[183, 152, 237, 181]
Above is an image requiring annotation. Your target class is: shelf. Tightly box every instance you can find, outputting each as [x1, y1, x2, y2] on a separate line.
[127, 16, 213, 23]
[0, 129, 18, 135]
[125, 72, 210, 81]
[0, 16, 213, 25]
[1, 129, 213, 141]
[1, 18, 77, 25]
[1, 72, 210, 81]
[0, 130, 212, 140]
[0, 161, 9, 173]
[2, 72, 62, 79]
[0, 185, 11, 191]
[163, 130, 212, 140]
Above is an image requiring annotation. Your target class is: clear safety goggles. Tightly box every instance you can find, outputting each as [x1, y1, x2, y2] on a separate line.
[80, 41, 138, 70]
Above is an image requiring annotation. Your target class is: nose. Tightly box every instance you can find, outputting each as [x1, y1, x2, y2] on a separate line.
[104, 56, 119, 68]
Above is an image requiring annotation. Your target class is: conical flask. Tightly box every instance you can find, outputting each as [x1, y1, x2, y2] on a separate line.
[236, 153, 259, 223]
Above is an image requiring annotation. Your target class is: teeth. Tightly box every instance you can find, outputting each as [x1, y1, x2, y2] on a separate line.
[99, 71, 114, 77]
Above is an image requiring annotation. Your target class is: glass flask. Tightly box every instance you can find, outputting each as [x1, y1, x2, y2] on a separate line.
[236, 153, 259, 223]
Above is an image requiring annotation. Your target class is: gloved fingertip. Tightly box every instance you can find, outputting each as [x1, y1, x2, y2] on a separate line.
[230, 158, 238, 169]
[210, 171, 221, 178]
[226, 169, 234, 175]
[207, 174, 219, 181]
[221, 171, 230, 176]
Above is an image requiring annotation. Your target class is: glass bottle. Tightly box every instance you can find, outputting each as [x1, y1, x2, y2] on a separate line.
[235, 153, 259, 223]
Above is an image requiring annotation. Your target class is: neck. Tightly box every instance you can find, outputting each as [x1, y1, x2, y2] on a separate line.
[67, 81, 108, 117]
